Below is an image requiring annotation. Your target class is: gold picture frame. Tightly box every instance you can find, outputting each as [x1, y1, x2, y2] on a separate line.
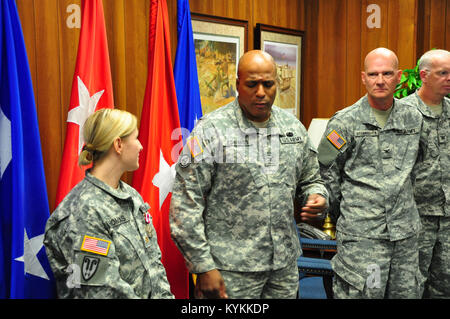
[191, 13, 248, 115]
[255, 24, 304, 120]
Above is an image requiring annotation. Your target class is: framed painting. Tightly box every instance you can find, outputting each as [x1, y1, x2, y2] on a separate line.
[255, 24, 304, 119]
[191, 13, 248, 115]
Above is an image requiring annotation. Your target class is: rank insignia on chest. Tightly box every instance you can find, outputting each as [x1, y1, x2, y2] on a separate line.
[187, 136, 203, 158]
[81, 235, 111, 256]
[327, 130, 346, 150]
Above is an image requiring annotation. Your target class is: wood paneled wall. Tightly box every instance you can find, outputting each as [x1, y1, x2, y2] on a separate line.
[303, 0, 420, 124]
[417, 0, 450, 54]
[16, 0, 450, 212]
[304, 0, 450, 125]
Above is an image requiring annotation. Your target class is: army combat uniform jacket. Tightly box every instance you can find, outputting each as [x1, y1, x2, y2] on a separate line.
[318, 95, 423, 241]
[44, 173, 173, 299]
[170, 99, 328, 274]
[403, 92, 450, 217]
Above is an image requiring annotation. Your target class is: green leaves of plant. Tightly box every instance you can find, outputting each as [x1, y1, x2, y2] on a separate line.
[394, 61, 422, 99]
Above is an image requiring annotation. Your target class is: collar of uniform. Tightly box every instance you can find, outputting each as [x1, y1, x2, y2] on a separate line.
[85, 171, 132, 200]
[359, 95, 410, 131]
[232, 98, 282, 137]
[358, 95, 383, 129]
[444, 96, 450, 119]
[412, 91, 441, 119]
[383, 98, 409, 130]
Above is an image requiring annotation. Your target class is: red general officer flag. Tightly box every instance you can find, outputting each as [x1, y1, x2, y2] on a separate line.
[132, 0, 188, 299]
[55, 0, 114, 207]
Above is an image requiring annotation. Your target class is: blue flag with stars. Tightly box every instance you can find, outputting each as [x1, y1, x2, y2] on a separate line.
[173, 0, 202, 138]
[0, 0, 55, 298]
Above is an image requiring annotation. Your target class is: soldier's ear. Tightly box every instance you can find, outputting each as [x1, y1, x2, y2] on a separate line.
[361, 71, 367, 85]
[419, 69, 428, 82]
[396, 70, 402, 83]
[113, 137, 123, 155]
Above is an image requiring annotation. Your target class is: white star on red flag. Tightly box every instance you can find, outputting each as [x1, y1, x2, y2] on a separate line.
[67, 76, 104, 154]
[152, 150, 176, 209]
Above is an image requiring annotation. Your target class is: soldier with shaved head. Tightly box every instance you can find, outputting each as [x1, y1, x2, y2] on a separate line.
[318, 48, 424, 298]
[170, 50, 328, 299]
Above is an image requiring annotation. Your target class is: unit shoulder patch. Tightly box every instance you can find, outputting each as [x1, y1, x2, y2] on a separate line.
[82, 256, 100, 281]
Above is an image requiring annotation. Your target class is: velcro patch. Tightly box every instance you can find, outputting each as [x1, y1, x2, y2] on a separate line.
[327, 130, 346, 150]
[280, 136, 301, 144]
[81, 235, 111, 256]
[187, 136, 203, 158]
[108, 215, 128, 227]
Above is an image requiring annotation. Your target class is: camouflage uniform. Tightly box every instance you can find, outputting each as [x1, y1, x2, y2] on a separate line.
[402, 92, 450, 298]
[44, 172, 174, 299]
[170, 98, 328, 298]
[318, 95, 423, 298]
[219, 261, 299, 299]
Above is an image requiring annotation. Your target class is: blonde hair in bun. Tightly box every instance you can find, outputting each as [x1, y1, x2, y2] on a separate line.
[78, 108, 137, 166]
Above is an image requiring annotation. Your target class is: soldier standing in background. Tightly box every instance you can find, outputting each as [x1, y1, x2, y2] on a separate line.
[402, 49, 450, 298]
[44, 109, 173, 299]
[318, 48, 424, 298]
[170, 50, 328, 299]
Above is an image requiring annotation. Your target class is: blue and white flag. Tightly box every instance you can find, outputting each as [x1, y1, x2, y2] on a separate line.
[0, 0, 55, 298]
[173, 0, 202, 139]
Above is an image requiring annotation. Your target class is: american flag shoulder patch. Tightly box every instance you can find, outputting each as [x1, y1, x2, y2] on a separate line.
[187, 136, 203, 158]
[327, 130, 346, 150]
[81, 235, 111, 256]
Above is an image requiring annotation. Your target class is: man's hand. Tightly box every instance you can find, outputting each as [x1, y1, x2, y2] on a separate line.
[195, 269, 228, 299]
[300, 193, 328, 222]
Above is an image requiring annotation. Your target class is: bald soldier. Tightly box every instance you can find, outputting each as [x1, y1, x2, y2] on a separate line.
[402, 49, 450, 298]
[318, 48, 424, 298]
[170, 50, 328, 299]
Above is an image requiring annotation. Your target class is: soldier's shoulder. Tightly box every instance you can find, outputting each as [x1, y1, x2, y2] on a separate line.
[48, 179, 105, 229]
[399, 93, 417, 103]
[328, 103, 360, 126]
[322, 102, 365, 142]
[49, 180, 89, 219]
[272, 105, 307, 132]
[395, 97, 422, 116]
[397, 93, 422, 111]
[198, 102, 235, 123]
[191, 103, 238, 139]
[272, 105, 297, 119]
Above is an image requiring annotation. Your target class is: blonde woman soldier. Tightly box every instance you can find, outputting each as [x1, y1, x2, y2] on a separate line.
[44, 109, 173, 299]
